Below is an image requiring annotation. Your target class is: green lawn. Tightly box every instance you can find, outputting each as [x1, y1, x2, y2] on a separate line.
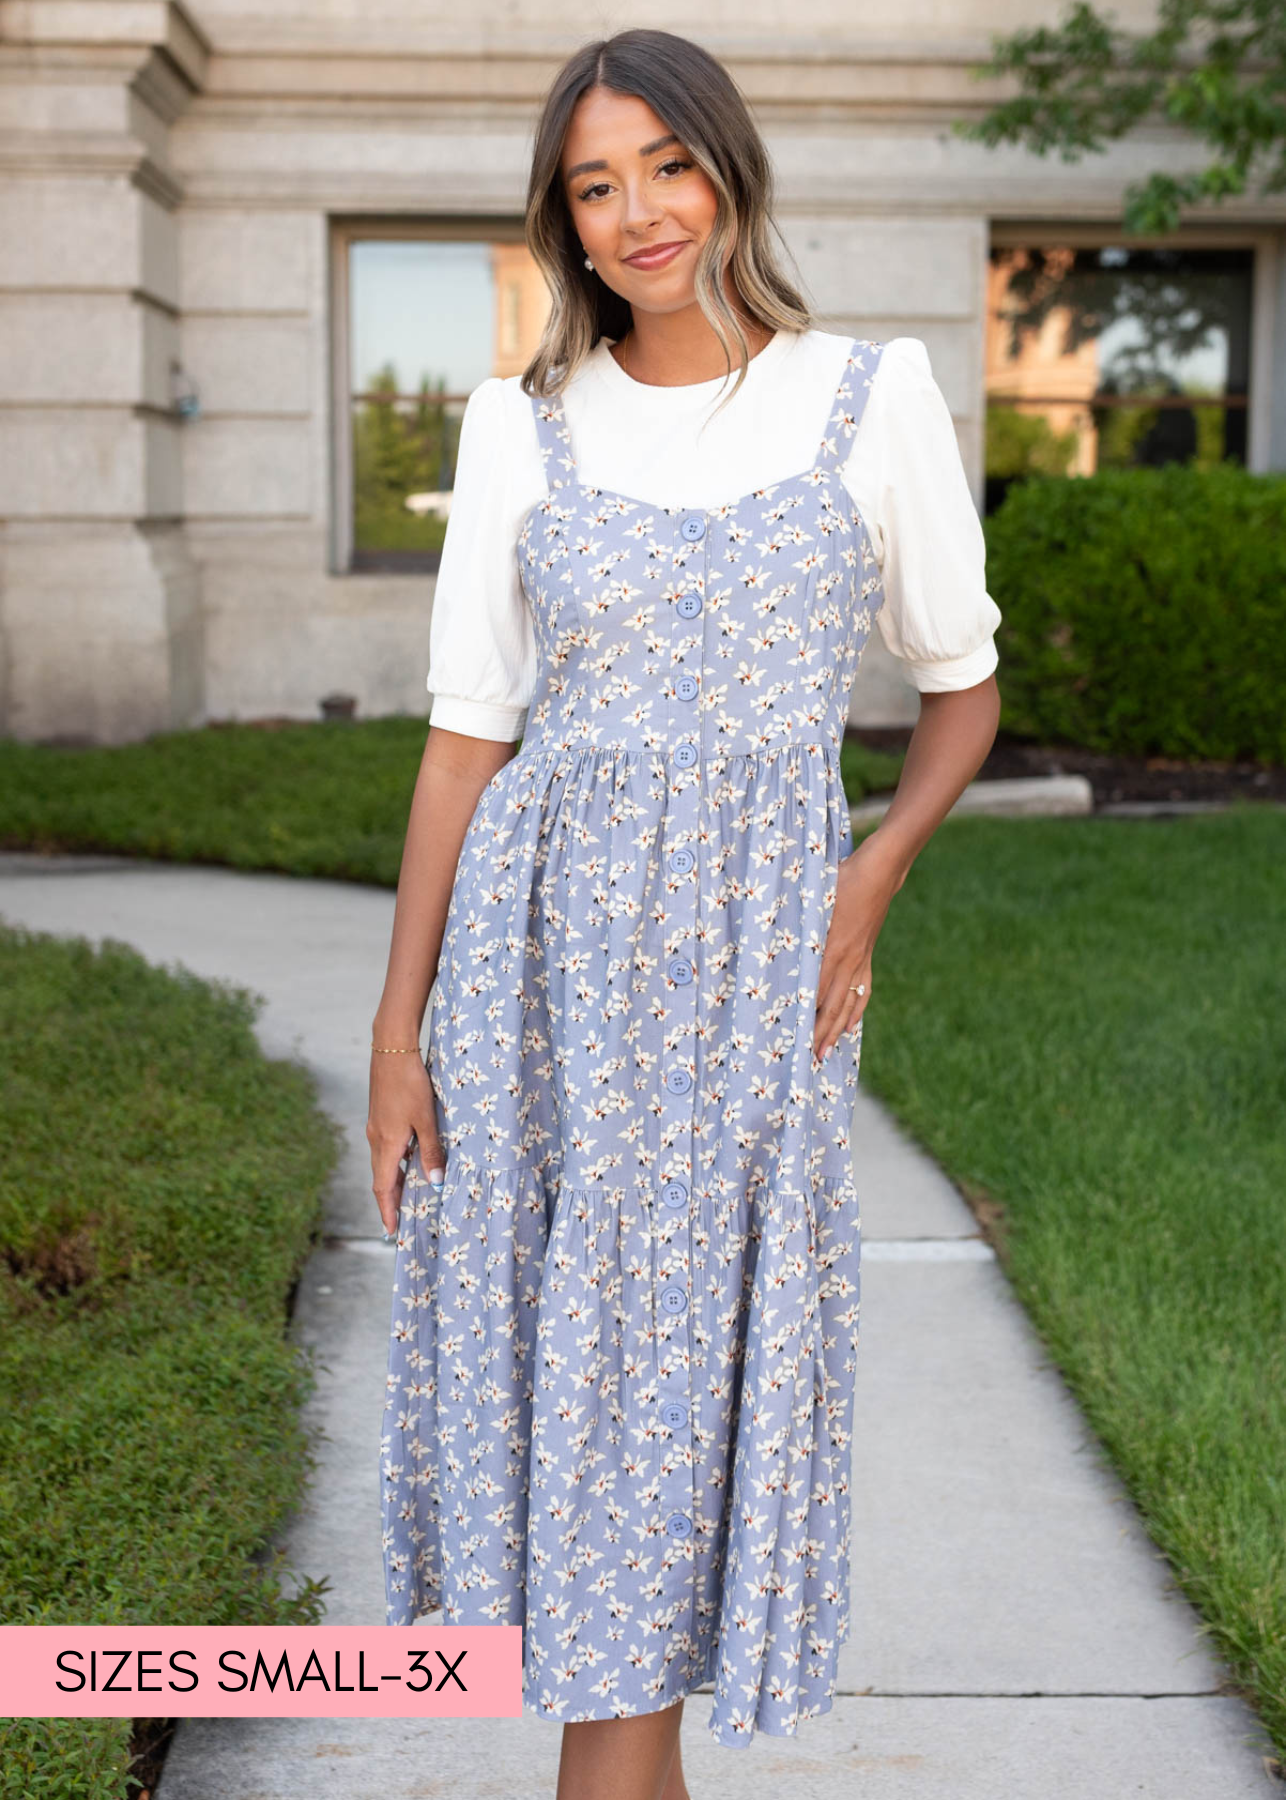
[857, 803, 1286, 1755]
[0, 926, 342, 1800]
[0, 718, 905, 886]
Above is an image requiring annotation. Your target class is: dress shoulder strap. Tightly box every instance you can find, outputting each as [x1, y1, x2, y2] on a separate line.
[530, 383, 578, 493]
[814, 337, 886, 475]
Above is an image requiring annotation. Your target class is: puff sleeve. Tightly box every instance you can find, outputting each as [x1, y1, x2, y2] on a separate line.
[845, 337, 1002, 692]
[425, 376, 538, 741]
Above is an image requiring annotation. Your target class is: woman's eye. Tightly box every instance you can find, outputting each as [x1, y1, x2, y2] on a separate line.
[576, 158, 692, 203]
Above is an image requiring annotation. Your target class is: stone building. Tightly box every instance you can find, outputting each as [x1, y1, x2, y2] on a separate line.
[2, 0, 1283, 744]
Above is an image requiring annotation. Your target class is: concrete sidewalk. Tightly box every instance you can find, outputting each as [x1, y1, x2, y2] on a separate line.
[1, 851, 1278, 1798]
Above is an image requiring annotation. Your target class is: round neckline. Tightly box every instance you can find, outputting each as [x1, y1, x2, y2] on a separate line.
[591, 327, 792, 400]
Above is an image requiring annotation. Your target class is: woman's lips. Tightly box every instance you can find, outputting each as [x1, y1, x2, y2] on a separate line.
[622, 241, 689, 271]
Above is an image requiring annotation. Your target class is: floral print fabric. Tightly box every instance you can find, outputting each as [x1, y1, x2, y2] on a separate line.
[382, 339, 888, 1747]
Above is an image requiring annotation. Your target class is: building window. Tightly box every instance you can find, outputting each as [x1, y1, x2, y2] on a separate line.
[332, 227, 550, 573]
[984, 244, 1253, 513]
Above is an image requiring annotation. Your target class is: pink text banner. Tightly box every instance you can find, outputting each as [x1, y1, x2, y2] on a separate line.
[0, 1625, 523, 1719]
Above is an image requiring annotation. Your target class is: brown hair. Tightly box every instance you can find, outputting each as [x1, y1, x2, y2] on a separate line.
[522, 28, 812, 411]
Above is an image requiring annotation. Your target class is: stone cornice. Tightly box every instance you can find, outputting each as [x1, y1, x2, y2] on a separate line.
[0, 0, 210, 92]
[132, 39, 202, 122]
[0, 131, 184, 205]
[195, 48, 1012, 109]
[0, 6, 209, 204]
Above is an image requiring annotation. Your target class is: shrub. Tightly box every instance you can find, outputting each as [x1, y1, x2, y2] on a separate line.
[985, 463, 1286, 762]
[0, 925, 342, 1798]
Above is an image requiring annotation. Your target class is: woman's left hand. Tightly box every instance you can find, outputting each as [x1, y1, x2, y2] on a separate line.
[813, 831, 904, 1062]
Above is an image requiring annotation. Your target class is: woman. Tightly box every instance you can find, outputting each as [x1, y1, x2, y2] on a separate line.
[369, 27, 1001, 1800]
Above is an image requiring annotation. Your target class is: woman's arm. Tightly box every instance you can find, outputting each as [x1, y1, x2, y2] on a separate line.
[813, 674, 1001, 1060]
[367, 369, 535, 1230]
[367, 725, 517, 1232]
[862, 676, 1002, 889]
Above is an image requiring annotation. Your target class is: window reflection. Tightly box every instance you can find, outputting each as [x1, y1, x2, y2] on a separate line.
[347, 238, 550, 571]
[984, 245, 1252, 513]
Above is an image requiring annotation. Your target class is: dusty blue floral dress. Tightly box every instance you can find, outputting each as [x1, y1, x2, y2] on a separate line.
[382, 338, 887, 1747]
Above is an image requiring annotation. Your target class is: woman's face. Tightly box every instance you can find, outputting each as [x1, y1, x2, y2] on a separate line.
[560, 86, 721, 316]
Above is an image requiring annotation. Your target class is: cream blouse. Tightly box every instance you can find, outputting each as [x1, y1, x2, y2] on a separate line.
[425, 328, 1002, 740]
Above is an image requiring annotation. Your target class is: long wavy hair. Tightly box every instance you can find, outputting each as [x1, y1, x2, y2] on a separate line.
[522, 29, 813, 412]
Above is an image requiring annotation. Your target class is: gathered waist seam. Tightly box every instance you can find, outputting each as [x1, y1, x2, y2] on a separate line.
[512, 738, 839, 767]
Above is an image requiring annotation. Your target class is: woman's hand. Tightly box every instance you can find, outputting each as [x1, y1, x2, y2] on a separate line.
[813, 830, 905, 1062]
[814, 679, 1002, 1061]
[367, 1051, 447, 1237]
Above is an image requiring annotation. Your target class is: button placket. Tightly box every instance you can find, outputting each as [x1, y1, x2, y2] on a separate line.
[656, 508, 705, 1561]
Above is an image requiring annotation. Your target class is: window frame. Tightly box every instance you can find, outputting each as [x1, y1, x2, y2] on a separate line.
[327, 215, 532, 576]
[986, 222, 1277, 475]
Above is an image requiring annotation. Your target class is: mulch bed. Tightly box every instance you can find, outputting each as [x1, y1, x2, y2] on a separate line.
[851, 727, 1286, 810]
[128, 1718, 179, 1800]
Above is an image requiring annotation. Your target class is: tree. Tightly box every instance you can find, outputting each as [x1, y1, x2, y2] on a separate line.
[955, 0, 1286, 234]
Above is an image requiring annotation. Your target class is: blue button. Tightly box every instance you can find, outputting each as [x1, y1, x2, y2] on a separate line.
[666, 1511, 693, 1538]
[675, 673, 699, 702]
[661, 1401, 689, 1429]
[668, 957, 693, 984]
[681, 516, 706, 542]
[661, 1180, 689, 1209]
[676, 593, 702, 619]
[669, 847, 694, 874]
[673, 741, 698, 768]
[660, 1286, 688, 1315]
[665, 1067, 692, 1095]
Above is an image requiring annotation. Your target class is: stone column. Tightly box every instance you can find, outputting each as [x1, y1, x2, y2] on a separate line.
[0, 0, 209, 742]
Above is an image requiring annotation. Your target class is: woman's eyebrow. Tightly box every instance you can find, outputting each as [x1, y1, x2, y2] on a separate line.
[564, 134, 683, 183]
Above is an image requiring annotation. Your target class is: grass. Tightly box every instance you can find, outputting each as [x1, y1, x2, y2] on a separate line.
[0, 718, 906, 888]
[855, 802, 1286, 1758]
[0, 925, 343, 1800]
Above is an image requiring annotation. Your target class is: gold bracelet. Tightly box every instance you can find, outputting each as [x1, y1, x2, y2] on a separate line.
[371, 1042, 423, 1054]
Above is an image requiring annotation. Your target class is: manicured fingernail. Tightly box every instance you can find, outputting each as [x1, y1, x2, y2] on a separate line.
[429, 1167, 444, 1186]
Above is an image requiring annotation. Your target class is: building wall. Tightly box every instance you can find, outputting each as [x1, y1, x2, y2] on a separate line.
[1, 0, 1283, 742]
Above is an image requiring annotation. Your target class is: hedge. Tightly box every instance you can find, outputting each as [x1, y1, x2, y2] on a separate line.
[985, 463, 1286, 763]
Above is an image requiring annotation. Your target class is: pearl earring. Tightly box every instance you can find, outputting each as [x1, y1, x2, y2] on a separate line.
[584, 254, 594, 270]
